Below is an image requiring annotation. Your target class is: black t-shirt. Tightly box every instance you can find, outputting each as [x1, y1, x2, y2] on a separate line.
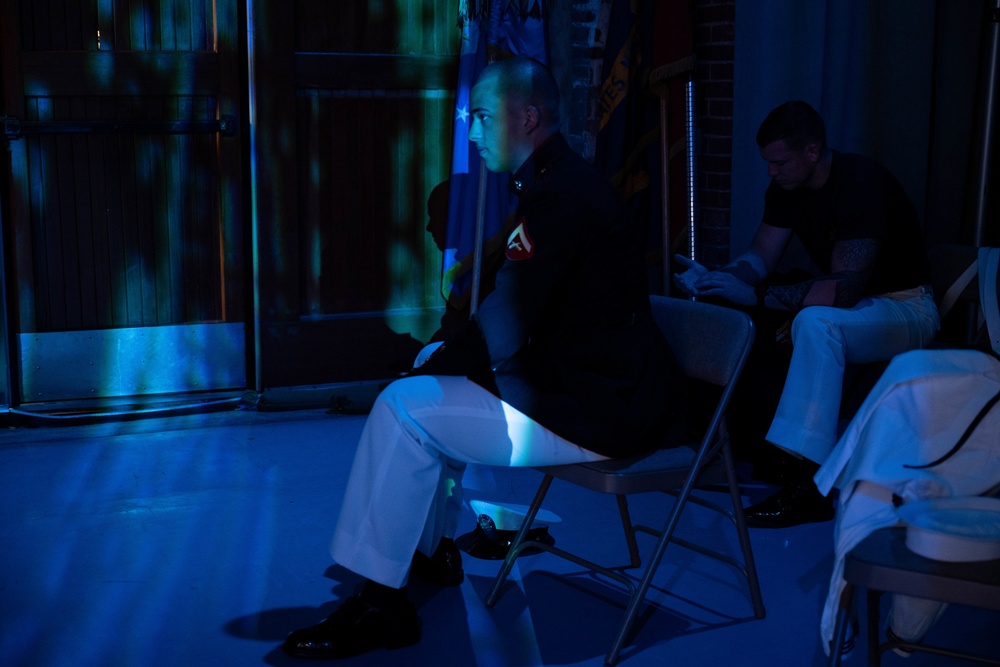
[762, 151, 931, 294]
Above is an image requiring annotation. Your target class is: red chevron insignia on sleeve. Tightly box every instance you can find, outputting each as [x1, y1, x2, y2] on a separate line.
[505, 219, 534, 261]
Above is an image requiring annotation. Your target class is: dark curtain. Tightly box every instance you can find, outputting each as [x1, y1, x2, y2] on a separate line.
[731, 0, 991, 259]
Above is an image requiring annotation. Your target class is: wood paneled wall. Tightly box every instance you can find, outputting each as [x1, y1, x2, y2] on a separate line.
[290, 0, 459, 318]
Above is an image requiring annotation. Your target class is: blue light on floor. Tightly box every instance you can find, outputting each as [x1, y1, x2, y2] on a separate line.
[1, 409, 997, 666]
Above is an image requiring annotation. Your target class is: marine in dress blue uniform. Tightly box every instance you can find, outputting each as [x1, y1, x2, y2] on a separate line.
[283, 58, 685, 660]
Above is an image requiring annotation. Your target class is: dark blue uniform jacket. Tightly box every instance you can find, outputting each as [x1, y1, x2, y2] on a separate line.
[415, 134, 685, 457]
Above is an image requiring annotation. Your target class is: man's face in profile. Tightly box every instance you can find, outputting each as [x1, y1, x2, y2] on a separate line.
[469, 76, 518, 174]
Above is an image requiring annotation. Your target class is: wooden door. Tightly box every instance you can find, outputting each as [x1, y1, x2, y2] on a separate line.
[248, 0, 459, 399]
[0, 0, 245, 407]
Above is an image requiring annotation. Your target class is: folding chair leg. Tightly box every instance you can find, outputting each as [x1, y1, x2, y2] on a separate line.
[484, 474, 554, 608]
[867, 589, 882, 667]
[615, 495, 642, 568]
[722, 441, 766, 618]
[605, 477, 702, 666]
[827, 584, 856, 667]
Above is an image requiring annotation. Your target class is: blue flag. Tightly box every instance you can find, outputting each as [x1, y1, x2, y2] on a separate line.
[594, 0, 661, 284]
[442, 0, 549, 311]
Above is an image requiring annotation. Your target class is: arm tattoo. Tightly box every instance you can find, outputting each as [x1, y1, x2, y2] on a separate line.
[767, 281, 814, 312]
[830, 238, 878, 307]
[829, 270, 868, 307]
[835, 238, 879, 272]
[764, 238, 879, 311]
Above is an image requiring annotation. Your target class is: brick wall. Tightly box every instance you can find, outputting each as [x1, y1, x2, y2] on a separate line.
[565, 0, 607, 160]
[693, 0, 735, 266]
[564, 0, 735, 265]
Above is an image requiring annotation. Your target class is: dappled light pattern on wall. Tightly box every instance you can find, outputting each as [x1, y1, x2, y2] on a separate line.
[3, 0, 246, 404]
[292, 0, 458, 332]
[11, 0, 243, 334]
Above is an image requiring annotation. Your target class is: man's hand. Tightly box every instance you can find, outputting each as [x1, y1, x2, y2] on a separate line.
[692, 271, 756, 306]
[672, 254, 708, 295]
[673, 254, 755, 306]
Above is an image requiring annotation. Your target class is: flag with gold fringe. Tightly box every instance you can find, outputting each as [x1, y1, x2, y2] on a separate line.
[595, 0, 694, 293]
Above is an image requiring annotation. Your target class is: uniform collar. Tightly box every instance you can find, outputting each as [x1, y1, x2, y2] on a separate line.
[508, 133, 570, 195]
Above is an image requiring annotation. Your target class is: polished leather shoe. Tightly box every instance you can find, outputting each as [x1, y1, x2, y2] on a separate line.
[743, 483, 835, 528]
[410, 537, 464, 586]
[282, 594, 421, 659]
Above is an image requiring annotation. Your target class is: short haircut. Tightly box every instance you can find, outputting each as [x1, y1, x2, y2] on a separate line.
[755, 100, 826, 151]
[476, 57, 561, 131]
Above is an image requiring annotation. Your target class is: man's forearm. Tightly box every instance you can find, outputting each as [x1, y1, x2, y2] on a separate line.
[760, 280, 813, 311]
[758, 269, 868, 312]
[715, 252, 768, 285]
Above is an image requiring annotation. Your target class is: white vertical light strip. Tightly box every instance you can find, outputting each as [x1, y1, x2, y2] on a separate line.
[685, 75, 698, 263]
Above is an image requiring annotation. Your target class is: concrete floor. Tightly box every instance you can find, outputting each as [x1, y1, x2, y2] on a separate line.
[1, 407, 996, 667]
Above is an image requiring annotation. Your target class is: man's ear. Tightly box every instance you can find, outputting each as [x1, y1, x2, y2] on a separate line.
[524, 105, 540, 133]
[804, 142, 821, 162]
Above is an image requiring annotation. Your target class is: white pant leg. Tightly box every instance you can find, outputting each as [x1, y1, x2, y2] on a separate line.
[767, 292, 939, 464]
[329, 374, 609, 588]
[888, 595, 948, 645]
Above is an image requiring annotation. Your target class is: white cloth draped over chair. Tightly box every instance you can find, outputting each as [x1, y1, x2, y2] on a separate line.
[816, 246, 1000, 654]
[815, 347, 1000, 652]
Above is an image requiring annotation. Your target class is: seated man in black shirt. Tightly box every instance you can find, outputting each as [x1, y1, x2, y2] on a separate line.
[675, 101, 940, 528]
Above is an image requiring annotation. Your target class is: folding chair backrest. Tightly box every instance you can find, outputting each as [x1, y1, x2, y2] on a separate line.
[649, 295, 754, 390]
[929, 243, 980, 318]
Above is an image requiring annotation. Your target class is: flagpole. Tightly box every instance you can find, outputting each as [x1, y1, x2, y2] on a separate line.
[470, 31, 501, 321]
[451, 2, 547, 320]
[659, 93, 671, 297]
[470, 159, 488, 319]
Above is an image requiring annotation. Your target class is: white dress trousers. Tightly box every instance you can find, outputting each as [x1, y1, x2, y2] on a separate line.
[766, 289, 939, 464]
[328, 373, 608, 589]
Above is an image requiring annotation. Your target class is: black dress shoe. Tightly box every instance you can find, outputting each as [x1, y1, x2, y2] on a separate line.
[743, 483, 835, 528]
[410, 537, 464, 586]
[282, 594, 421, 659]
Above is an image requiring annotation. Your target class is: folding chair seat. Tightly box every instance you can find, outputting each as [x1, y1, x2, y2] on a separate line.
[483, 295, 766, 665]
[827, 525, 1000, 667]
